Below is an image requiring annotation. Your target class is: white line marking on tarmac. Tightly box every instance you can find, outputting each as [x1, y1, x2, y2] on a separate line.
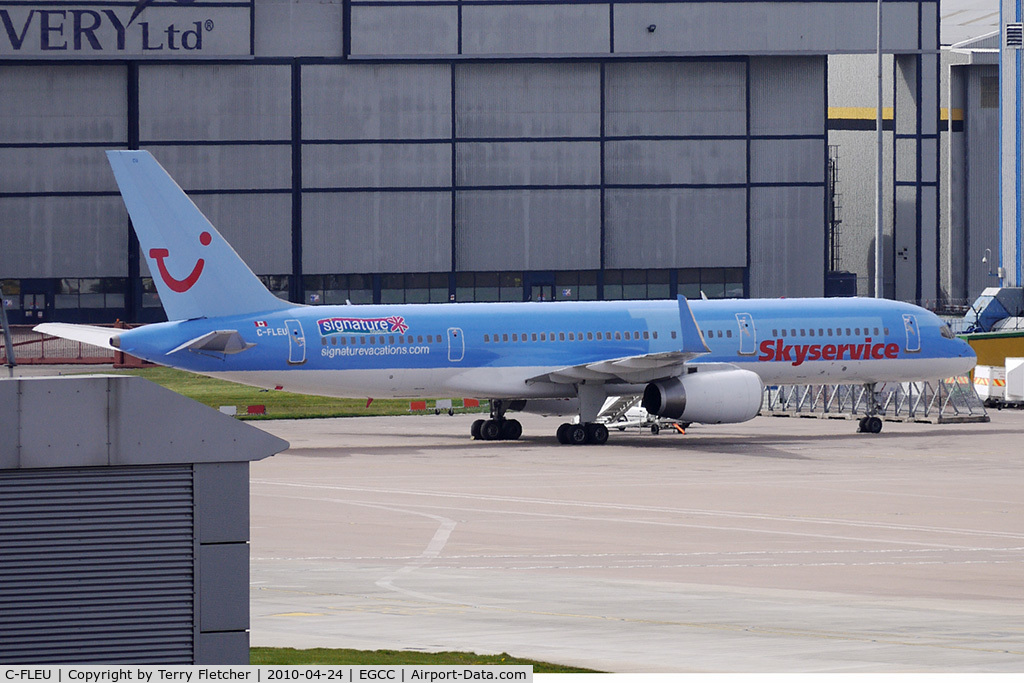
[251, 479, 1024, 542]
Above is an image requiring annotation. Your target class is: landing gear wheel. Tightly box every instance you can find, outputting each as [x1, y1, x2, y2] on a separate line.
[471, 419, 485, 440]
[867, 416, 883, 433]
[567, 424, 588, 445]
[500, 418, 523, 441]
[651, 423, 660, 435]
[586, 423, 609, 445]
[481, 419, 502, 441]
[556, 422, 572, 444]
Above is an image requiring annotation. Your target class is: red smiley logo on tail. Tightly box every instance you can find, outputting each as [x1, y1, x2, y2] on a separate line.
[149, 231, 212, 293]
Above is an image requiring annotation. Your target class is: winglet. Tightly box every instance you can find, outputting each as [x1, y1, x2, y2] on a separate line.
[107, 150, 294, 321]
[678, 295, 710, 354]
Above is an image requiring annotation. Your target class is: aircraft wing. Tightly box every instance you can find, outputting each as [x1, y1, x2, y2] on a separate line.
[168, 330, 256, 356]
[527, 349, 701, 385]
[34, 323, 118, 351]
[528, 295, 710, 385]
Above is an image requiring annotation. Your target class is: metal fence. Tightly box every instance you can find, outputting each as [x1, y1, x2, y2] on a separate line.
[762, 375, 989, 424]
[0, 325, 136, 366]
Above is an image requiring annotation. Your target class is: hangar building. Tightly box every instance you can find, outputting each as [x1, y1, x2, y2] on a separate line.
[1, 0, 939, 323]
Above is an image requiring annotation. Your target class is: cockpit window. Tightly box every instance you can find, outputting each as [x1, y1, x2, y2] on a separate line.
[940, 325, 955, 339]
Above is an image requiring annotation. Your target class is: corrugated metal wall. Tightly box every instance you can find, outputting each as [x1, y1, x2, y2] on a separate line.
[0, 65, 128, 279]
[1, 55, 829, 300]
[748, 57, 827, 297]
[0, 465, 195, 663]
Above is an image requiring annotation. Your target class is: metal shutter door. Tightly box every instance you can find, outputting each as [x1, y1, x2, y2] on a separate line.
[0, 465, 195, 663]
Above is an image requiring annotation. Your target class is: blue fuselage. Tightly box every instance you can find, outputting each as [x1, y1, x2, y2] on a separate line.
[114, 297, 976, 399]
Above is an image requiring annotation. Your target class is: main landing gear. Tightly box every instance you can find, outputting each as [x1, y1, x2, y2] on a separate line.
[556, 422, 609, 445]
[857, 382, 884, 434]
[470, 399, 522, 441]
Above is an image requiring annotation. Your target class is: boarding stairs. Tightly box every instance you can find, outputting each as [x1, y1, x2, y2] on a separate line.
[761, 374, 989, 424]
[597, 395, 642, 423]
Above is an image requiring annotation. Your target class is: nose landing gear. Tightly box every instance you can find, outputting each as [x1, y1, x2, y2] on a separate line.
[857, 383, 884, 433]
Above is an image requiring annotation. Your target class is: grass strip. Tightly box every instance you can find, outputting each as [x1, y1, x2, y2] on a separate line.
[80, 366, 485, 420]
[249, 648, 598, 672]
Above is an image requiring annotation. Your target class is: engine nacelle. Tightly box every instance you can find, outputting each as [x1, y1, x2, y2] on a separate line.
[641, 367, 764, 424]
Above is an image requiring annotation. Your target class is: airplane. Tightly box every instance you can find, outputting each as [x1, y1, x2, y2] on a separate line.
[37, 151, 977, 445]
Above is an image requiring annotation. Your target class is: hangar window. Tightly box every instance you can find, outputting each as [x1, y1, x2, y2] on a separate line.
[55, 277, 127, 311]
[554, 271, 599, 300]
[457, 272, 522, 302]
[305, 274, 373, 305]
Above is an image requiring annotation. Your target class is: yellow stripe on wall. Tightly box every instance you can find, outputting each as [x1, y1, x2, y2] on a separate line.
[827, 107, 964, 121]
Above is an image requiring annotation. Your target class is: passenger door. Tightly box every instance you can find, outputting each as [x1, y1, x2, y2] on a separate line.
[447, 327, 465, 362]
[902, 314, 921, 353]
[735, 313, 756, 355]
[286, 319, 307, 365]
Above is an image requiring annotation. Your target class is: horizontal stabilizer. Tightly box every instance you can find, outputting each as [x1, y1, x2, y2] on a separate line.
[35, 323, 118, 351]
[168, 330, 256, 356]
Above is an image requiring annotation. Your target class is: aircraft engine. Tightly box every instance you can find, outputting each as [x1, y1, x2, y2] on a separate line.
[641, 367, 764, 424]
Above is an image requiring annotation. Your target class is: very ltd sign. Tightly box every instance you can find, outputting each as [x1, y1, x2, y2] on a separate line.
[0, 0, 251, 58]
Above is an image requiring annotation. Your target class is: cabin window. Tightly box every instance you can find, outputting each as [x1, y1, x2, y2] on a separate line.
[389, 336, 395, 345]
[484, 334, 490, 343]
[845, 328, 851, 336]
[499, 334, 506, 342]
[874, 327, 880, 335]
[652, 331, 658, 339]
[531, 333, 538, 342]
[559, 332, 566, 341]
[596, 332, 603, 340]
[588, 332, 594, 340]
[809, 329, 815, 337]
[671, 331, 678, 339]
[369, 336, 376, 345]
[568, 332, 574, 341]
[643, 331, 649, 340]
[322, 338, 327, 346]
[360, 337, 367, 345]
[854, 328, 860, 336]
[884, 327, 889, 335]
[540, 333, 546, 341]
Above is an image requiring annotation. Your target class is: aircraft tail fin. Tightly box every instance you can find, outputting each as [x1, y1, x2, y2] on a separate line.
[106, 150, 294, 321]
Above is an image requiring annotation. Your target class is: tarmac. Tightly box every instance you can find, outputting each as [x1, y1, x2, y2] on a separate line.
[248, 410, 1024, 673]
